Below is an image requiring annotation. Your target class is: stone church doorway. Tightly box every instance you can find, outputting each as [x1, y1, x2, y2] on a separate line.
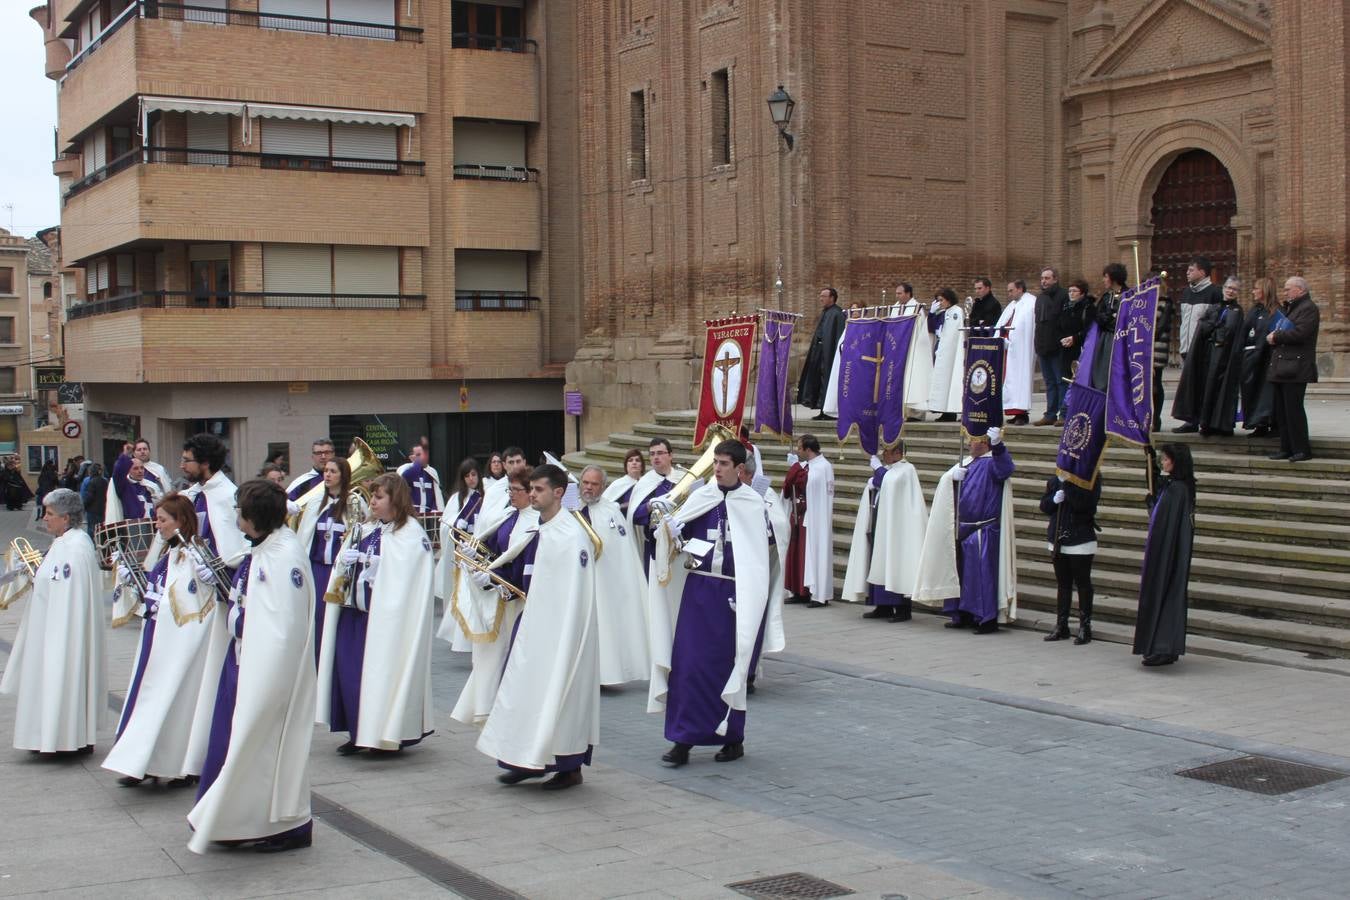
[1149, 148, 1238, 302]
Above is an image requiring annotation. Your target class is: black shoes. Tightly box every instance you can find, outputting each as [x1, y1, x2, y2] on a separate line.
[541, 770, 583, 791]
[888, 609, 912, 623]
[944, 619, 971, 630]
[1247, 426, 1272, 438]
[862, 607, 892, 619]
[661, 743, 692, 767]
[336, 741, 362, 756]
[973, 620, 999, 635]
[1073, 623, 1093, 645]
[714, 743, 744, 763]
[805, 600, 827, 609]
[1141, 654, 1178, 667]
[1044, 623, 1071, 642]
[1008, 414, 1029, 426]
[1288, 453, 1313, 463]
[1267, 451, 1291, 460]
[936, 413, 958, 422]
[497, 769, 544, 785]
[1172, 423, 1199, 433]
[254, 830, 312, 853]
[117, 775, 146, 787]
[166, 775, 199, 788]
[784, 595, 807, 605]
[810, 412, 836, 421]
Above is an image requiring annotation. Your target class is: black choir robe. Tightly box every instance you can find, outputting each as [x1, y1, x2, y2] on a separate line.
[1132, 478, 1194, 659]
[796, 303, 847, 409]
[1171, 300, 1244, 431]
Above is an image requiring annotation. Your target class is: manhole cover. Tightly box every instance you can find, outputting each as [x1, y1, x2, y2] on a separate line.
[727, 872, 856, 900]
[1177, 756, 1347, 795]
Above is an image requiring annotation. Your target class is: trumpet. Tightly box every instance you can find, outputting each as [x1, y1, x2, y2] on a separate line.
[323, 521, 366, 607]
[0, 538, 45, 609]
[452, 542, 527, 603]
[178, 532, 233, 602]
[110, 536, 151, 596]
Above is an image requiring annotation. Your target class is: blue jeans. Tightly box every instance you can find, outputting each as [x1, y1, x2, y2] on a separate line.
[1040, 353, 1066, 419]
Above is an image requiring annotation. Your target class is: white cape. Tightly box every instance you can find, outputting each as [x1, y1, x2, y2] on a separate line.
[186, 528, 314, 853]
[475, 513, 599, 769]
[997, 293, 1037, 412]
[0, 529, 107, 752]
[647, 482, 774, 734]
[842, 460, 928, 601]
[185, 471, 247, 564]
[625, 467, 685, 559]
[584, 497, 651, 685]
[479, 476, 510, 524]
[316, 519, 435, 748]
[601, 474, 637, 505]
[760, 486, 788, 657]
[434, 489, 484, 651]
[439, 505, 538, 650]
[103, 547, 227, 779]
[801, 455, 835, 602]
[912, 460, 1017, 622]
[903, 313, 934, 416]
[928, 306, 965, 413]
[823, 338, 844, 417]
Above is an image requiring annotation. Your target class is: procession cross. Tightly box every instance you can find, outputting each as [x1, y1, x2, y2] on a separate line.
[713, 349, 739, 412]
[862, 341, 885, 403]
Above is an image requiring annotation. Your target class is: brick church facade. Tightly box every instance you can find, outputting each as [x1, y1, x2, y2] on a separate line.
[564, 0, 1348, 444]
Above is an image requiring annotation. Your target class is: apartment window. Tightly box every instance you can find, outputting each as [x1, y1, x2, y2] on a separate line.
[629, 90, 648, 182]
[0, 369, 16, 394]
[0, 318, 15, 344]
[263, 243, 400, 306]
[710, 69, 731, 166]
[0, 268, 12, 295]
[454, 249, 531, 310]
[259, 119, 398, 170]
[451, 1, 526, 50]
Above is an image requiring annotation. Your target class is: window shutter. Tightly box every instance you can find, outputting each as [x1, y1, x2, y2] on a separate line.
[330, 0, 395, 37]
[263, 243, 332, 306]
[96, 259, 110, 292]
[333, 246, 398, 304]
[259, 0, 326, 31]
[260, 118, 329, 160]
[186, 113, 230, 165]
[331, 123, 397, 170]
[184, 0, 227, 23]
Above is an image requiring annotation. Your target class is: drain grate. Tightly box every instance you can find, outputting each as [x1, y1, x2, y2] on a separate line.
[1177, 756, 1347, 796]
[727, 872, 856, 900]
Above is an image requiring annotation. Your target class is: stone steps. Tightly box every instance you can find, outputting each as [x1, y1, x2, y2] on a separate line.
[565, 407, 1350, 658]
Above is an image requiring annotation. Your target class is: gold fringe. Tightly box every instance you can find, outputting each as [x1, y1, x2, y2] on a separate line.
[167, 579, 215, 628]
[447, 572, 507, 644]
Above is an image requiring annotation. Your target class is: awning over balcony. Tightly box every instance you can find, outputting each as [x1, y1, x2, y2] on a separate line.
[141, 96, 246, 117]
[244, 103, 416, 129]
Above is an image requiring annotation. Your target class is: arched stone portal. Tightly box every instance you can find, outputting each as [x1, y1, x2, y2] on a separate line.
[1148, 149, 1239, 302]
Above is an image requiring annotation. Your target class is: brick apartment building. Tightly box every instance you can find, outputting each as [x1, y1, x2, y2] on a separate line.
[29, 0, 1349, 458]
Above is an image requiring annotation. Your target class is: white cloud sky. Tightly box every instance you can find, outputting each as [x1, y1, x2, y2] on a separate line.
[0, 5, 61, 237]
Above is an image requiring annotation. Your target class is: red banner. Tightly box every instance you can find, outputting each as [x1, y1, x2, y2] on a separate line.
[694, 315, 759, 448]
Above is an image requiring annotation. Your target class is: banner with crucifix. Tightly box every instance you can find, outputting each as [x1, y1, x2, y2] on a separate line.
[875, 315, 918, 451]
[753, 310, 799, 437]
[834, 318, 886, 454]
[693, 314, 759, 448]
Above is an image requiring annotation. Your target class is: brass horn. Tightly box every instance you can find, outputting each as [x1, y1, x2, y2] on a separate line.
[288, 437, 384, 531]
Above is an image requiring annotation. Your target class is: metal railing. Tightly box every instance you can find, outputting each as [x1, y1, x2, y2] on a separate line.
[452, 163, 538, 182]
[454, 291, 538, 312]
[63, 146, 424, 203]
[450, 31, 536, 52]
[68, 290, 427, 319]
[65, 0, 422, 75]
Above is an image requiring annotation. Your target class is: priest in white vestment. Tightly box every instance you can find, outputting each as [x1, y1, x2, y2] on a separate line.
[317, 474, 435, 754]
[103, 493, 227, 786]
[927, 289, 965, 420]
[996, 281, 1038, 425]
[578, 465, 650, 686]
[0, 489, 106, 755]
[782, 434, 834, 606]
[842, 444, 928, 622]
[475, 465, 599, 790]
[187, 479, 315, 854]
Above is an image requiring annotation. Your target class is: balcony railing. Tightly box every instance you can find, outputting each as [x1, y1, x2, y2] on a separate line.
[69, 290, 427, 319]
[63, 146, 424, 203]
[450, 32, 536, 52]
[454, 290, 538, 312]
[452, 163, 539, 182]
[65, 0, 422, 75]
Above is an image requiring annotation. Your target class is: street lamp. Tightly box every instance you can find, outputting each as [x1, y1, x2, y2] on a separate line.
[766, 85, 796, 151]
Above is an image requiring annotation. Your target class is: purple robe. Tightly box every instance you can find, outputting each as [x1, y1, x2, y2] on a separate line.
[116, 554, 169, 738]
[287, 470, 323, 501]
[112, 454, 155, 520]
[402, 462, 440, 514]
[615, 486, 635, 520]
[307, 499, 347, 665]
[631, 479, 676, 577]
[864, 467, 909, 611]
[665, 489, 767, 746]
[192, 491, 219, 557]
[451, 490, 483, 533]
[945, 443, 1014, 625]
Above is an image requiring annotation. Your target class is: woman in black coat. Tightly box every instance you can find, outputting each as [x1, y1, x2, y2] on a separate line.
[1239, 277, 1279, 437]
[1133, 444, 1196, 667]
[34, 460, 58, 521]
[1039, 474, 1102, 644]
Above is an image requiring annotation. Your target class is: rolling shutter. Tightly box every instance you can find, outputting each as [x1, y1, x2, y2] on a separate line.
[184, 0, 226, 24]
[263, 243, 331, 306]
[186, 112, 230, 166]
[260, 118, 328, 160]
[333, 246, 399, 305]
[330, 0, 395, 37]
[331, 123, 397, 170]
[258, 0, 325, 31]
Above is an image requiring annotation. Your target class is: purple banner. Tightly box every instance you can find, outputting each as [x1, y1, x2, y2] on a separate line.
[1073, 321, 1102, 388]
[961, 332, 1004, 437]
[877, 316, 917, 451]
[836, 319, 887, 454]
[1056, 382, 1107, 489]
[753, 313, 797, 436]
[1106, 278, 1161, 446]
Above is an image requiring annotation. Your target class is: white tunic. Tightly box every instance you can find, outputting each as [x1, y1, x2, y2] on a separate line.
[996, 292, 1038, 413]
[928, 305, 965, 414]
[0, 529, 107, 752]
[801, 454, 835, 603]
[842, 461, 929, 602]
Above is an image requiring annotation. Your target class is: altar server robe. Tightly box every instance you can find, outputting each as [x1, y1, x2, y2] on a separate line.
[928, 305, 965, 414]
[842, 460, 928, 602]
[996, 292, 1037, 413]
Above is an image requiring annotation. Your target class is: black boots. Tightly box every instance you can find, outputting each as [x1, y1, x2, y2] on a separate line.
[1044, 617, 1071, 641]
[1073, 619, 1092, 645]
[661, 742, 692, 767]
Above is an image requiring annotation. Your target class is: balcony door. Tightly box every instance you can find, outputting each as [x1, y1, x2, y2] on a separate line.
[189, 244, 231, 308]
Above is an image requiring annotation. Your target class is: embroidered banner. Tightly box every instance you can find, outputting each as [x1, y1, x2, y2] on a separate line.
[753, 311, 798, 437]
[1056, 382, 1108, 489]
[876, 315, 918, 452]
[1105, 277, 1161, 446]
[961, 331, 1004, 437]
[694, 315, 759, 448]
[835, 318, 887, 455]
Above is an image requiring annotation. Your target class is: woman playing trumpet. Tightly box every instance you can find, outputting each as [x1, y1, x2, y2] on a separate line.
[436, 457, 486, 651]
[316, 474, 435, 756]
[295, 458, 368, 665]
[103, 493, 227, 787]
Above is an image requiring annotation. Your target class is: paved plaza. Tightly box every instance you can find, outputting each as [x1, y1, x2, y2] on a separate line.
[1, 507, 1348, 899]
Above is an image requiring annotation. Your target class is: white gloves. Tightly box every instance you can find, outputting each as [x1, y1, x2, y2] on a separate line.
[987, 427, 1003, 445]
[786, 452, 800, 466]
[116, 564, 135, 585]
[1053, 489, 1066, 505]
[469, 569, 492, 589]
[339, 547, 362, 567]
[665, 519, 684, 542]
[195, 564, 215, 585]
[868, 455, 883, 471]
[455, 518, 468, 531]
[286, 499, 301, 517]
[949, 464, 967, 483]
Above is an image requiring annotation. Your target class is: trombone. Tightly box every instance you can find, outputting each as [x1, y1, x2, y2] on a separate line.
[288, 437, 383, 531]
